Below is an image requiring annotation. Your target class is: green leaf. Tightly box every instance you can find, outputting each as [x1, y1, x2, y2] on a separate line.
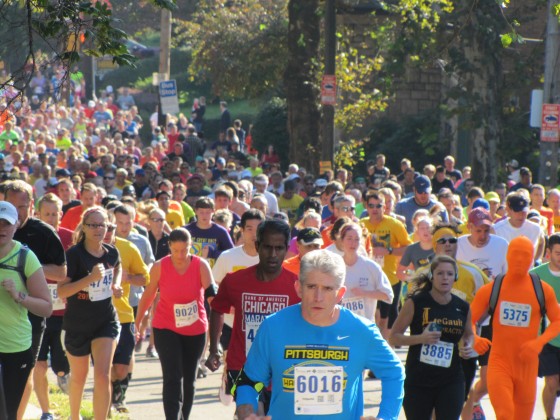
[500, 33, 513, 48]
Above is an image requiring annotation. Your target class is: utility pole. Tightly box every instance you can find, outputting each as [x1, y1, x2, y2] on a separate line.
[539, 0, 560, 187]
[158, 8, 172, 127]
[322, 0, 336, 168]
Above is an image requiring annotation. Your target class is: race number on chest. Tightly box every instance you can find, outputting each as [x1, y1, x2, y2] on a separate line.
[420, 341, 453, 368]
[294, 366, 344, 415]
[499, 301, 531, 327]
[174, 301, 199, 328]
[88, 268, 113, 302]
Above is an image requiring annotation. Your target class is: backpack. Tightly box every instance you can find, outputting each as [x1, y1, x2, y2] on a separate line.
[0, 246, 29, 285]
[483, 272, 546, 331]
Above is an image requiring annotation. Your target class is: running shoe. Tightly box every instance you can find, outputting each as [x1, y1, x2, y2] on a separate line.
[40, 414, 54, 420]
[114, 403, 130, 413]
[472, 404, 486, 420]
[57, 373, 69, 395]
[146, 346, 158, 358]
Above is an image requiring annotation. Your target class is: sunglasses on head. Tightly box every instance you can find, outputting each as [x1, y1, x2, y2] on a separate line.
[436, 237, 458, 245]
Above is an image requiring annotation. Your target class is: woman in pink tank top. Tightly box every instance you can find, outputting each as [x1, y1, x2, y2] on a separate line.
[135, 228, 217, 419]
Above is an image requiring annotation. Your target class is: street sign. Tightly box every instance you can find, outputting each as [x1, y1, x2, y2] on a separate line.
[321, 75, 337, 105]
[319, 161, 333, 174]
[541, 104, 560, 142]
[159, 79, 180, 115]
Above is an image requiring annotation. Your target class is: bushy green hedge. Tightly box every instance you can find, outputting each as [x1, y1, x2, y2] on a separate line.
[364, 111, 444, 175]
[251, 97, 289, 169]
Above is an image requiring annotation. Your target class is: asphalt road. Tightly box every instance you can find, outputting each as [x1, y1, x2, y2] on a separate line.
[25, 346, 550, 419]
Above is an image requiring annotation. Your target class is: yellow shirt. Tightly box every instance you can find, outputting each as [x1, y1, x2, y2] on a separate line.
[415, 260, 489, 304]
[113, 237, 150, 323]
[554, 215, 560, 232]
[361, 215, 412, 285]
[166, 209, 185, 229]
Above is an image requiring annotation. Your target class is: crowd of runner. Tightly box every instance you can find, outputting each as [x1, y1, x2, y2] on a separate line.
[2, 77, 560, 420]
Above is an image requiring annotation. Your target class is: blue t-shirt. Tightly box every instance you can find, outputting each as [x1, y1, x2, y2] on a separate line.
[185, 222, 234, 267]
[237, 304, 404, 419]
[395, 196, 448, 233]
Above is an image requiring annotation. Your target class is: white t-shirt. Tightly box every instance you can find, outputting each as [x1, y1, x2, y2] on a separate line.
[456, 234, 509, 280]
[212, 245, 259, 327]
[341, 256, 393, 321]
[263, 190, 279, 215]
[212, 245, 259, 284]
[493, 219, 542, 247]
[325, 243, 369, 258]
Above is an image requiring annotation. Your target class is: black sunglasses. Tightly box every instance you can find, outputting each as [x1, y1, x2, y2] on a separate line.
[436, 237, 458, 245]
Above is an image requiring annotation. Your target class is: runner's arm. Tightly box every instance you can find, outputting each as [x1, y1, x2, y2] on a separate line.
[134, 261, 161, 329]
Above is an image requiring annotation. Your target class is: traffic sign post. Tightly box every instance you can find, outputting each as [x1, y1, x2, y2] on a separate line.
[159, 79, 180, 115]
[541, 103, 560, 142]
[321, 75, 337, 106]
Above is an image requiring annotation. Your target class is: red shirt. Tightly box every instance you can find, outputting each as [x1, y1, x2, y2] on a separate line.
[211, 265, 300, 370]
[152, 255, 207, 336]
[60, 205, 83, 231]
[57, 227, 74, 251]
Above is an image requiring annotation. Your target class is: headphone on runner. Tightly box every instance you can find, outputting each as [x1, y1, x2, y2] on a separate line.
[428, 256, 459, 282]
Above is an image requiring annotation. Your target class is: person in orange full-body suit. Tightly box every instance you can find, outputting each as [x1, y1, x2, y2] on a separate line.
[470, 236, 560, 420]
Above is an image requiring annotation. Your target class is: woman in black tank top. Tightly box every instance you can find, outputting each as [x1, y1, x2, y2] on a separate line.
[390, 255, 477, 419]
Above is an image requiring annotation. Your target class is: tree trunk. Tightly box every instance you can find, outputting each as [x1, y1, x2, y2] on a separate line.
[456, 2, 504, 190]
[285, 0, 321, 175]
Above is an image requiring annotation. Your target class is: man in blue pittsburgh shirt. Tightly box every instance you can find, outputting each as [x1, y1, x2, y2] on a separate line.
[233, 249, 404, 420]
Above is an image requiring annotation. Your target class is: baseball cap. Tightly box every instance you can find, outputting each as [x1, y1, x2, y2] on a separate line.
[468, 208, 492, 227]
[485, 191, 500, 203]
[0, 201, 18, 225]
[240, 169, 252, 180]
[506, 159, 519, 169]
[527, 210, 541, 222]
[216, 157, 226, 166]
[188, 173, 205, 182]
[287, 173, 300, 182]
[297, 228, 323, 246]
[414, 175, 432, 193]
[314, 178, 328, 188]
[254, 175, 268, 185]
[507, 195, 529, 212]
[135, 169, 146, 176]
[55, 168, 71, 178]
[472, 198, 490, 211]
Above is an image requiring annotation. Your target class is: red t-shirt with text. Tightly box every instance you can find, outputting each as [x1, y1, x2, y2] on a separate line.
[211, 265, 300, 370]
